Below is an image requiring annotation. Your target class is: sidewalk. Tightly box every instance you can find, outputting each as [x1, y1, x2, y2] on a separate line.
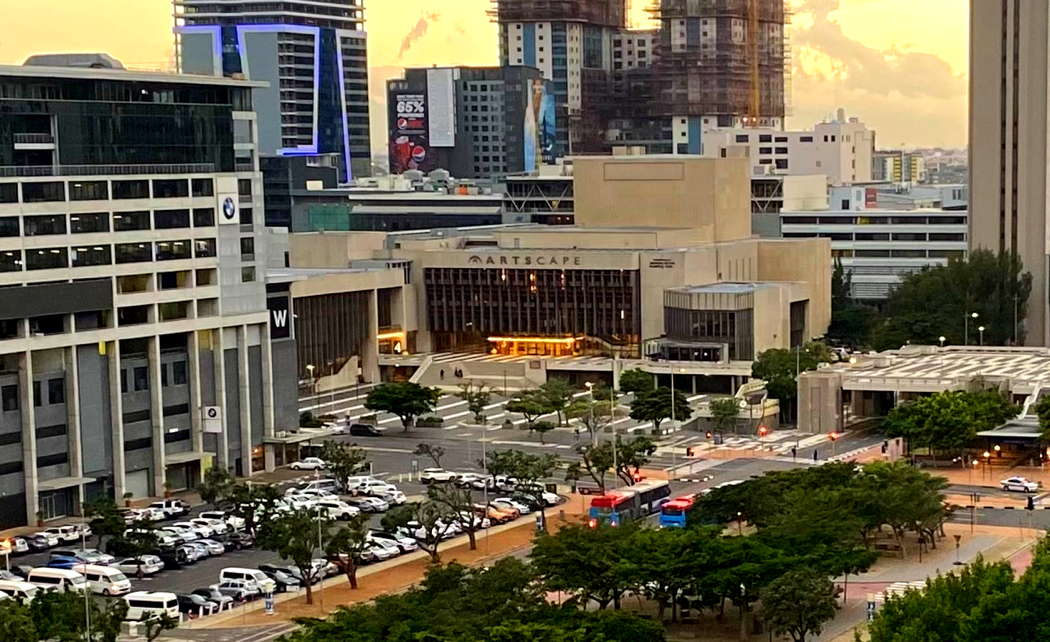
[194, 499, 588, 629]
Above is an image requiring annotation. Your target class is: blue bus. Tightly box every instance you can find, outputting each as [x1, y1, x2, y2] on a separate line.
[658, 495, 696, 528]
[588, 480, 671, 527]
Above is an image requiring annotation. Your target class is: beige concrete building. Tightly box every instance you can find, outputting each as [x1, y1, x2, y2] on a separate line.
[969, 0, 1049, 346]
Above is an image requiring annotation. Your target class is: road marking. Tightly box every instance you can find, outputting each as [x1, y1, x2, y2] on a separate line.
[358, 446, 414, 454]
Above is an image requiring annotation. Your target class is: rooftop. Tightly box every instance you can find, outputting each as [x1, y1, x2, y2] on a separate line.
[0, 63, 268, 88]
[669, 282, 779, 295]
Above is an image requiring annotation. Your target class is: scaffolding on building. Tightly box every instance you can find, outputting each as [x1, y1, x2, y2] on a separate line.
[490, 0, 627, 27]
[645, 0, 790, 124]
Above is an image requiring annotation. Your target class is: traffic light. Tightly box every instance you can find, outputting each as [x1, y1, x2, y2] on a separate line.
[758, 426, 768, 437]
[705, 431, 713, 439]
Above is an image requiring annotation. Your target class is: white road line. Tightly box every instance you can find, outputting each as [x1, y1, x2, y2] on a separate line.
[358, 446, 414, 454]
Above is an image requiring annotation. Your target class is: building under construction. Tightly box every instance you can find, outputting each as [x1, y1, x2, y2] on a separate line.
[491, 0, 789, 156]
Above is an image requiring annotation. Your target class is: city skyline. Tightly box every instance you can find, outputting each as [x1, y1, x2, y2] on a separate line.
[0, 0, 967, 157]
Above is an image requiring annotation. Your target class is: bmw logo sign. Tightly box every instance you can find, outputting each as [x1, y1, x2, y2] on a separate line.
[222, 197, 237, 221]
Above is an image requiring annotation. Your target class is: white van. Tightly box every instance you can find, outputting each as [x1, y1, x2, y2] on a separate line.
[301, 478, 341, 494]
[27, 568, 88, 593]
[73, 564, 132, 596]
[123, 591, 180, 621]
[0, 580, 39, 603]
[218, 567, 276, 594]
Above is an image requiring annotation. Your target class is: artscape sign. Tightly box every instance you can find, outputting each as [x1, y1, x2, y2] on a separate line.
[468, 255, 582, 267]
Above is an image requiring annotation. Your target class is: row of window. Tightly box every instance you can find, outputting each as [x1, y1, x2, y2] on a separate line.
[0, 239, 216, 272]
[0, 179, 216, 204]
[118, 360, 188, 394]
[0, 378, 64, 411]
[783, 232, 966, 242]
[783, 216, 967, 225]
[832, 249, 966, 259]
[0, 209, 216, 238]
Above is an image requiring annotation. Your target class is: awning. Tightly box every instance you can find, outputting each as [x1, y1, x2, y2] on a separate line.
[264, 428, 336, 445]
[165, 451, 207, 465]
[38, 476, 95, 491]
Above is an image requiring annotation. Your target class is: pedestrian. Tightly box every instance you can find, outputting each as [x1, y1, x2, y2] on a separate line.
[439, 369, 445, 380]
[791, 445, 797, 460]
[813, 449, 818, 462]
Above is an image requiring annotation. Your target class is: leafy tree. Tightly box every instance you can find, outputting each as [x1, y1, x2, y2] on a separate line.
[565, 441, 615, 494]
[567, 387, 617, 443]
[455, 382, 493, 424]
[532, 420, 556, 444]
[413, 442, 446, 468]
[483, 450, 559, 525]
[629, 386, 692, 432]
[82, 496, 124, 551]
[619, 368, 654, 396]
[198, 464, 235, 506]
[319, 441, 368, 490]
[614, 435, 657, 486]
[505, 388, 554, 432]
[709, 397, 741, 434]
[381, 501, 456, 563]
[1035, 395, 1050, 442]
[256, 508, 330, 604]
[827, 256, 879, 348]
[0, 600, 37, 642]
[870, 248, 1032, 349]
[883, 389, 1019, 457]
[538, 378, 575, 426]
[325, 513, 371, 589]
[760, 569, 838, 642]
[428, 483, 484, 550]
[365, 382, 441, 431]
[531, 521, 638, 610]
[221, 481, 284, 537]
[628, 525, 724, 622]
[142, 613, 180, 641]
[106, 527, 159, 578]
[20, 590, 137, 642]
[752, 341, 832, 422]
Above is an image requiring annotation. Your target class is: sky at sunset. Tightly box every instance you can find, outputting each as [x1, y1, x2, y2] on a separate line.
[0, 0, 967, 155]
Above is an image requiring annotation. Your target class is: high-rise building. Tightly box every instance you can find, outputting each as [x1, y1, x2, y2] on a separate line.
[873, 150, 926, 183]
[387, 66, 552, 180]
[0, 60, 296, 527]
[969, 0, 1048, 345]
[174, 0, 371, 183]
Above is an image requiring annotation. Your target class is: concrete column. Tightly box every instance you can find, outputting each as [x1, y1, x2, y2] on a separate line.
[107, 341, 126, 499]
[362, 290, 380, 383]
[212, 329, 229, 469]
[236, 325, 253, 476]
[259, 322, 276, 440]
[19, 351, 38, 525]
[147, 336, 166, 497]
[64, 346, 83, 480]
[187, 330, 204, 461]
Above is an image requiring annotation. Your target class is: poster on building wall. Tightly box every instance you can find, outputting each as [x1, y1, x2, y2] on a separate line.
[389, 92, 435, 174]
[426, 68, 457, 148]
[267, 295, 291, 340]
[864, 187, 878, 209]
[524, 79, 558, 170]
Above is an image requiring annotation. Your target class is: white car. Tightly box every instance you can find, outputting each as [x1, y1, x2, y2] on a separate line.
[491, 497, 532, 515]
[198, 539, 226, 556]
[191, 518, 229, 536]
[125, 528, 179, 548]
[313, 500, 361, 520]
[160, 525, 198, 542]
[173, 521, 214, 539]
[368, 531, 418, 553]
[199, 511, 245, 530]
[140, 507, 168, 522]
[33, 531, 60, 548]
[44, 525, 81, 544]
[362, 539, 399, 562]
[454, 472, 487, 488]
[420, 468, 458, 484]
[290, 457, 327, 471]
[346, 496, 389, 513]
[289, 488, 336, 500]
[356, 480, 398, 497]
[283, 495, 321, 512]
[372, 489, 407, 506]
[345, 476, 382, 492]
[114, 555, 163, 577]
[1001, 476, 1040, 492]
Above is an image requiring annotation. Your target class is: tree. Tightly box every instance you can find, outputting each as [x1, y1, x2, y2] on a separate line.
[709, 397, 741, 434]
[567, 388, 617, 444]
[760, 569, 839, 642]
[619, 368, 654, 396]
[614, 435, 657, 486]
[0, 600, 37, 642]
[1035, 395, 1050, 442]
[538, 378, 575, 426]
[413, 443, 446, 468]
[530, 521, 638, 610]
[106, 527, 159, 578]
[629, 387, 692, 432]
[256, 508, 330, 604]
[325, 513, 371, 589]
[532, 420, 556, 444]
[365, 382, 441, 431]
[883, 389, 1019, 457]
[198, 464, 234, 506]
[752, 341, 832, 422]
[505, 389, 553, 433]
[82, 496, 124, 551]
[319, 441, 368, 490]
[427, 483, 484, 550]
[484, 450, 559, 526]
[565, 441, 615, 494]
[221, 481, 284, 537]
[381, 501, 456, 563]
[870, 248, 1032, 349]
[455, 382, 493, 424]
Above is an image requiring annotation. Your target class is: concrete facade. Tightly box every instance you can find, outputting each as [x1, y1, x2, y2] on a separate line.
[969, 0, 1049, 346]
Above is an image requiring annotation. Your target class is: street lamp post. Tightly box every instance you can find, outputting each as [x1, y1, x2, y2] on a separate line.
[965, 312, 978, 345]
[669, 368, 676, 435]
[306, 364, 316, 405]
[938, 336, 946, 348]
[978, 326, 986, 346]
[585, 382, 595, 446]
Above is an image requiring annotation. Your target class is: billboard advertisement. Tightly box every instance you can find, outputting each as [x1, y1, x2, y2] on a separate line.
[389, 92, 435, 174]
[524, 79, 558, 170]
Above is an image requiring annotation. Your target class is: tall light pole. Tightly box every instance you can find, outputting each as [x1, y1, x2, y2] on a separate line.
[965, 312, 978, 345]
[316, 504, 325, 613]
[82, 524, 91, 639]
[669, 368, 676, 434]
[938, 336, 946, 348]
[978, 326, 986, 346]
[584, 382, 595, 446]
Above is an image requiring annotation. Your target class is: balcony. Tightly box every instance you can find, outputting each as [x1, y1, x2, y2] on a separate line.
[13, 133, 54, 144]
[0, 163, 216, 178]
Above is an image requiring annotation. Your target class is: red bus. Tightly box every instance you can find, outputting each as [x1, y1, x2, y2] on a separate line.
[659, 495, 696, 528]
[588, 480, 671, 527]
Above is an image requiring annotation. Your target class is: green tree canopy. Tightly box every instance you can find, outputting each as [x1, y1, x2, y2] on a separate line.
[870, 248, 1032, 350]
[505, 388, 554, 431]
[752, 341, 831, 422]
[618, 369, 654, 396]
[883, 389, 1019, 455]
[365, 382, 441, 431]
[709, 397, 741, 434]
[455, 382, 493, 424]
[629, 387, 692, 431]
[256, 508, 331, 604]
[319, 441, 368, 490]
[760, 568, 839, 642]
[538, 378, 576, 426]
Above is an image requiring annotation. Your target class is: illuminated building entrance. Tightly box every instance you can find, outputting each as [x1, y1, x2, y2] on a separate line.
[488, 336, 582, 357]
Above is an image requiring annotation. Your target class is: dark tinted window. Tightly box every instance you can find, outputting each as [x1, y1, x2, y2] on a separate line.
[1, 385, 17, 412]
[152, 179, 189, 198]
[0, 183, 17, 203]
[69, 181, 109, 201]
[72, 245, 112, 267]
[155, 240, 191, 261]
[22, 182, 65, 203]
[0, 217, 19, 237]
[192, 179, 214, 197]
[112, 180, 149, 200]
[115, 243, 152, 263]
[69, 212, 109, 233]
[155, 210, 190, 229]
[25, 247, 67, 270]
[113, 211, 150, 231]
[194, 239, 216, 258]
[0, 250, 21, 272]
[193, 208, 215, 227]
[23, 214, 66, 236]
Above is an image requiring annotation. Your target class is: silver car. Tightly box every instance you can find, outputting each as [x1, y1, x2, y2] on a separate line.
[115, 555, 164, 577]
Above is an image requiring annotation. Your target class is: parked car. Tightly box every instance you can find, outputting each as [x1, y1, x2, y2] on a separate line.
[286, 488, 336, 500]
[1001, 476, 1040, 492]
[369, 530, 419, 553]
[173, 521, 214, 539]
[161, 525, 199, 543]
[191, 587, 233, 610]
[43, 526, 81, 544]
[476, 503, 517, 523]
[491, 497, 531, 515]
[9, 565, 33, 581]
[370, 489, 407, 506]
[454, 472, 486, 488]
[51, 548, 114, 566]
[257, 567, 301, 593]
[223, 531, 254, 551]
[185, 541, 213, 559]
[259, 564, 316, 586]
[32, 532, 60, 548]
[345, 475, 383, 493]
[191, 518, 228, 537]
[345, 496, 389, 513]
[313, 500, 362, 520]
[148, 499, 191, 519]
[349, 423, 383, 437]
[114, 555, 164, 577]
[7, 537, 29, 555]
[361, 539, 399, 563]
[198, 511, 245, 530]
[125, 528, 180, 548]
[212, 580, 255, 602]
[289, 457, 327, 471]
[198, 539, 226, 556]
[177, 593, 217, 617]
[420, 468, 458, 484]
[299, 479, 341, 494]
[177, 543, 202, 564]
